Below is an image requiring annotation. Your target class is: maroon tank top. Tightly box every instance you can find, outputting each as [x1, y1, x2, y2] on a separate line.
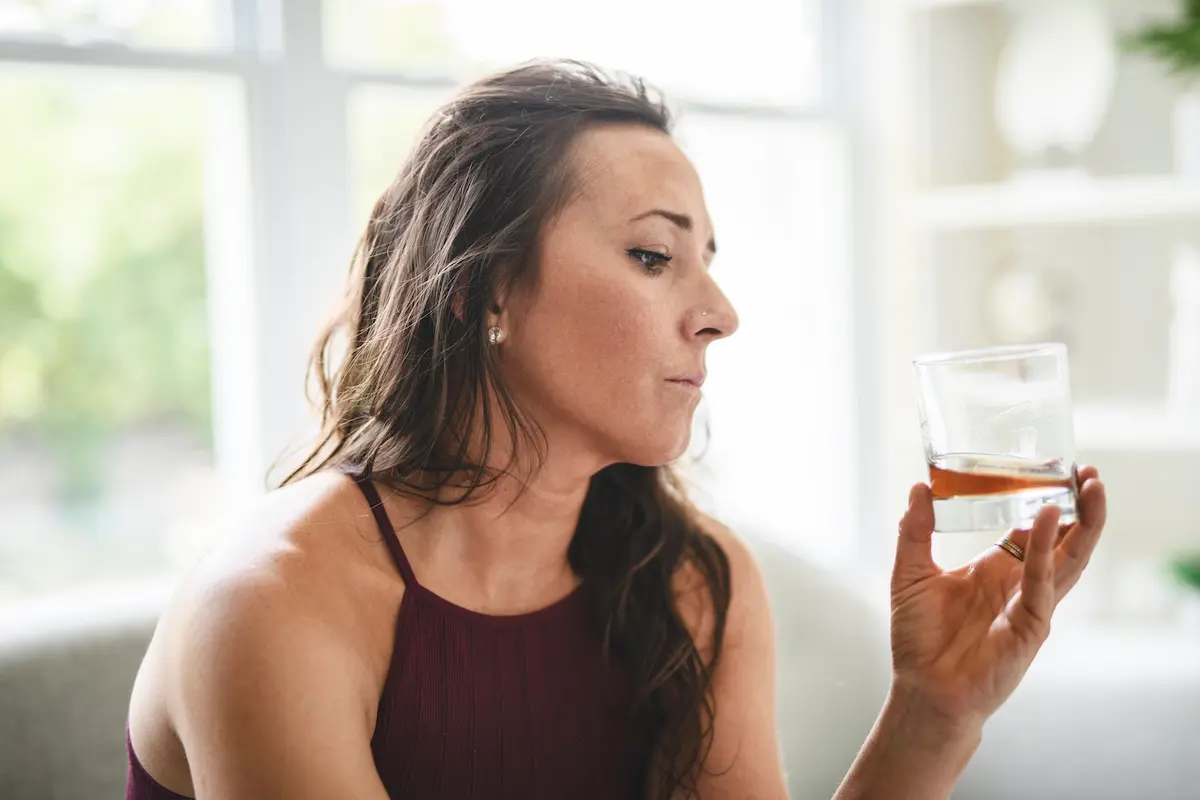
[127, 471, 648, 798]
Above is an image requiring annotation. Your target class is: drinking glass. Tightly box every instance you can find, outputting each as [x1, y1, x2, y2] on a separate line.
[913, 343, 1078, 533]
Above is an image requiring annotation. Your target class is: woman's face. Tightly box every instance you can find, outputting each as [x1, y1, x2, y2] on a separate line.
[497, 123, 738, 468]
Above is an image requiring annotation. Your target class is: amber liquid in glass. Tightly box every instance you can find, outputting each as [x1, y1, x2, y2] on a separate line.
[926, 453, 1077, 531]
[929, 454, 1075, 500]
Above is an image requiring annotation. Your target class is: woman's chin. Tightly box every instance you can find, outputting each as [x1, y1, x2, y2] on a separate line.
[617, 425, 694, 467]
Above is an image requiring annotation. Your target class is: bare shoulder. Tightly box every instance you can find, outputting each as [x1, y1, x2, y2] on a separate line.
[674, 511, 771, 660]
[692, 512, 758, 577]
[128, 470, 403, 794]
[163, 470, 400, 665]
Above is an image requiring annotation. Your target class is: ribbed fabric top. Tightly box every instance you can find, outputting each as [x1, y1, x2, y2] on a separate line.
[127, 471, 648, 799]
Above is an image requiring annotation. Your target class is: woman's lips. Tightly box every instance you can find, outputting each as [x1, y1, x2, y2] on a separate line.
[667, 372, 705, 389]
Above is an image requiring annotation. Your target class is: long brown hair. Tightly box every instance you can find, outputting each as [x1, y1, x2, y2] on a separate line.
[278, 60, 731, 799]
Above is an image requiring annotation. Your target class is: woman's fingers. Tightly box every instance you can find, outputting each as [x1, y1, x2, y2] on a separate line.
[1003, 526, 1032, 553]
[1054, 477, 1107, 601]
[1064, 465, 1099, 542]
[1007, 504, 1060, 643]
[893, 484, 940, 589]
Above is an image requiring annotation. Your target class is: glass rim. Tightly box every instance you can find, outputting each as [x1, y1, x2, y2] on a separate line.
[912, 342, 1066, 367]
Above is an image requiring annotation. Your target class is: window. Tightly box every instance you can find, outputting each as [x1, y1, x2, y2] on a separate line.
[347, 85, 450, 229]
[0, 0, 231, 51]
[0, 0, 857, 604]
[0, 67, 239, 600]
[324, 0, 822, 107]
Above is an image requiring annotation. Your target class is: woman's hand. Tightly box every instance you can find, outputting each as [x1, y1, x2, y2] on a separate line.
[888, 465, 1107, 729]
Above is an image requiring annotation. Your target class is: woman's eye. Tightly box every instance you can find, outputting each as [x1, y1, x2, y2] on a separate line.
[627, 248, 672, 275]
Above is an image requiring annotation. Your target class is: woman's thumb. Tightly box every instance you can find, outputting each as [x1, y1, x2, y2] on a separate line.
[893, 483, 939, 587]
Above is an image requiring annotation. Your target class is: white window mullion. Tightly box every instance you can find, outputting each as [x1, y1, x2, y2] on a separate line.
[241, 0, 351, 485]
[203, 76, 264, 511]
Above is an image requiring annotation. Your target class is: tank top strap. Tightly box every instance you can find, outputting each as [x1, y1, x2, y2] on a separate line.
[346, 469, 420, 588]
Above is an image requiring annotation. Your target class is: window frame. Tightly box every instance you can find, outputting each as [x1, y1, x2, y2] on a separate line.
[0, 0, 877, 566]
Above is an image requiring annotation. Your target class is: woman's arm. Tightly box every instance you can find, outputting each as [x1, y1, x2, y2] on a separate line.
[168, 570, 393, 800]
[832, 686, 981, 800]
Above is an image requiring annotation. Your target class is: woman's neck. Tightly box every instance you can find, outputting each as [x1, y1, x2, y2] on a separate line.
[399, 445, 607, 612]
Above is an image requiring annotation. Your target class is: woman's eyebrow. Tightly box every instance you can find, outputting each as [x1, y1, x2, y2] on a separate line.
[630, 208, 717, 255]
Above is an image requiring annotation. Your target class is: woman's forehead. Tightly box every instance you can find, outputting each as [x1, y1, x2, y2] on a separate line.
[566, 124, 708, 222]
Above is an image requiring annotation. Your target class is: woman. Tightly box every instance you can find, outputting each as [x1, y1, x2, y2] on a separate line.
[126, 60, 1107, 799]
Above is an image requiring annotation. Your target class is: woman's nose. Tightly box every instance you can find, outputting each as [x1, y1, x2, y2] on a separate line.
[687, 289, 738, 341]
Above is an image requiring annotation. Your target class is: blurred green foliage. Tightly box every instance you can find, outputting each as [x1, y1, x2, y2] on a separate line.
[0, 71, 213, 497]
[1173, 552, 1200, 592]
[0, 4, 464, 503]
[1125, 0, 1200, 78]
[1, 0, 219, 51]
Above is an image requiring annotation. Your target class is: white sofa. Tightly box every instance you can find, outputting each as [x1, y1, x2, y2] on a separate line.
[0, 584, 167, 800]
[754, 538, 1200, 800]
[0, 544, 1196, 799]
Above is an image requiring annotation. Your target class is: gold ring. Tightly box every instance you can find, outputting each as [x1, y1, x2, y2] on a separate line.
[996, 537, 1026, 562]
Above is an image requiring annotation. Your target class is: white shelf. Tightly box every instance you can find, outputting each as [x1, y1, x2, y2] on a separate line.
[918, 176, 1200, 231]
[1074, 405, 1200, 451]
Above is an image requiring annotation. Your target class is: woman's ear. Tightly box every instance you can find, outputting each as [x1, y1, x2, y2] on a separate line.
[487, 280, 513, 329]
[451, 272, 509, 324]
[449, 276, 482, 324]
[454, 298, 506, 326]
[451, 289, 467, 323]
